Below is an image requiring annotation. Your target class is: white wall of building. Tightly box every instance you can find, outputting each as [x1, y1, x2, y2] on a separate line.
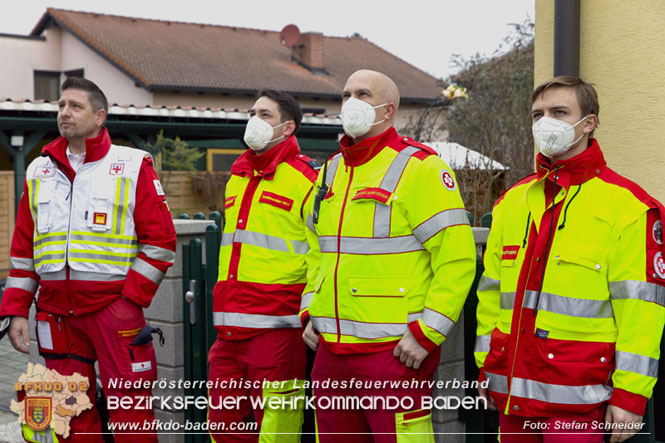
[0, 27, 62, 99]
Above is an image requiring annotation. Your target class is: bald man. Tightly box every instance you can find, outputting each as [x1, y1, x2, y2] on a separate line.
[299, 70, 476, 441]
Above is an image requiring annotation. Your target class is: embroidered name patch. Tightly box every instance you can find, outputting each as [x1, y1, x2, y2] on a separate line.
[153, 180, 165, 196]
[225, 195, 237, 209]
[502, 245, 520, 261]
[352, 188, 391, 204]
[109, 163, 125, 175]
[259, 191, 294, 211]
[132, 361, 152, 373]
[93, 213, 107, 225]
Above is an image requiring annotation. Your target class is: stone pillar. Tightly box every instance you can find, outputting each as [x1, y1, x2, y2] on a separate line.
[145, 219, 213, 443]
[432, 227, 489, 443]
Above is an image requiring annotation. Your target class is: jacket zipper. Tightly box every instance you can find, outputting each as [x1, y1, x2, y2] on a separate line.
[57, 168, 76, 316]
[333, 166, 353, 343]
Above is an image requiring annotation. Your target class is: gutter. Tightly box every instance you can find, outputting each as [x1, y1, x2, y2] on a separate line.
[553, 0, 580, 77]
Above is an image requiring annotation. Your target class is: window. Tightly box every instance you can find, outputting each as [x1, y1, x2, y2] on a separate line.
[64, 69, 84, 79]
[207, 149, 246, 172]
[33, 71, 60, 101]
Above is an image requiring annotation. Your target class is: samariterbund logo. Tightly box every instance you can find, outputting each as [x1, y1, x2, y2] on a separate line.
[259, 191, 294, 211]
[352, 188, 391, 204]
[25, 397, 52, 431]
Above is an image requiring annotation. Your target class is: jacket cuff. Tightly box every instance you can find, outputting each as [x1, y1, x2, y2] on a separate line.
[300, 310, 310, 329]
[408, 321, 439, 354]
[478, 368, 487, 384]
[609, 388, 647, 416]
[0, 291, 34, 319]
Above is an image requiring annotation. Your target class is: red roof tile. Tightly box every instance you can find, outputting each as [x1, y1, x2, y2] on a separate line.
[32, 9, 442, 102]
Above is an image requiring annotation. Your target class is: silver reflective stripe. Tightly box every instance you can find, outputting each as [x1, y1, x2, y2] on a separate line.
[484, 371, 508, 394]
[325, 154, 342, 188]
[221, 232, 234, 246]
[70, 234, 137, 246]
[610, 280, 665, 307]
[616, 351, 659, 378]
[291, 240, 309, 255]
[373, 204, 391, 238]
[131, 257, 165, 284]
[39, 270, 66, 281]
[5, 276, 39, 293]
[422, 308, 455, 336]
[34, 235, 68, 248]
[235, 229, 289, 253]
[115, 177, 129, 235]
[306, 214, 317, 234]
[500, 292, 515, 310]
[311, 316, 410, 339]
[523, 290, 614, 318]
[380, 146, 418, 192]
[139, 244, 176, 263]
[407, 312, 423, 322]
[413, 209, 470, 243]
[11, 257, 35, 272]
[478, 276, 500, 292]
[318, 235, 424, 255]
[34, 253, 66, 267]
[510, 377, 612, 405]
[69, 252, 133, 264]
[301, 292, 314, 310]
[475, 335, 491, 353]
[70, 270, 127, 281]
[371, 147, 419, 237]
[214, 312, 300, 328]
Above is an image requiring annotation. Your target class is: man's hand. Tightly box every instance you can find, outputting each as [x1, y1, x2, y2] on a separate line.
[9, 316, 31, 354]
[302, 321, 319, 351]
[393, 329, 429, 369]
[478, 386, 498, 410]
[604, 404, 643, 443]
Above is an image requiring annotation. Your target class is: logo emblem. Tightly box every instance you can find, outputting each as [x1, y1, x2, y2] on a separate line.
[110, 163, 125, 175]
[441, 170, 456, 191]
[33, 167, 55, 178]
[25, 397, 52, 431]
[653, 220, 663, 245]
[655, 252, 665, 279]
[93, 213, 107, 225]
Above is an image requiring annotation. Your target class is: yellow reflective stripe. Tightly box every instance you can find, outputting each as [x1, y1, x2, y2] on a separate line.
[70, 239, 138, 249]
[28, 179, 39, 220]
[69, 249, 136, 258]
[121, 177, 129, 234]
[34, 232, 68, 242]
[69, 257, 132, 266]
[114, 176, 121, 234]
[70, 231, 137, 240]
[34, 240, 67, 250]
[36, 258, 66, 266]
[34, 249, 66, 259]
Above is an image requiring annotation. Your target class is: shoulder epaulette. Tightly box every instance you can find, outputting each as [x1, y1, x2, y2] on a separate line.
[401, 136, 439, 156]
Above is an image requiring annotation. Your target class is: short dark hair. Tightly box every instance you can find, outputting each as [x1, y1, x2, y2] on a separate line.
[532, 76, 599, 136]
[257, 89, 303, 134]
[61, 77, 108, 115]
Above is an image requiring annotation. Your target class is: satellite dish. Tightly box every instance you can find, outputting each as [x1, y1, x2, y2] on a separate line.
[280, 24, 301, 47]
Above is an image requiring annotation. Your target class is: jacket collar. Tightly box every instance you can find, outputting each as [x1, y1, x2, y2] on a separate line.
[535, 138, 607, 187]
[42, 127, 112, 182]
[339, 127, 399, 167]
[231, 135, 300, 180]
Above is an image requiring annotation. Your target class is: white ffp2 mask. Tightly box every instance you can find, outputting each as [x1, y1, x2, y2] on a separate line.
[532, 115, 588, 158]
[340, 97, 387, 138]
[243, 116, 288, 151]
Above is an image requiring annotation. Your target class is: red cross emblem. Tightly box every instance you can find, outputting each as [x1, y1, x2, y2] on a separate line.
[655, 252, 665, 279]
[34, 167, 55, 177]
[43, 168, 50, 174]
[109, 163, 125, 175]
[441, 170, 456, 191]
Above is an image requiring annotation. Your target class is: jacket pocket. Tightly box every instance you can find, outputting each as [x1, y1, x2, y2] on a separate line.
[36, 180, 55, 234]
[87, 195, 112, 232]
[346, 276, 408, 324]
[536, 336, 614, 387]
[35, 311, 67, 356]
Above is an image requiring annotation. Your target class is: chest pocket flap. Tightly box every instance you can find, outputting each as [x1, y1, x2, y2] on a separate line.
[36, 179, 56, 234]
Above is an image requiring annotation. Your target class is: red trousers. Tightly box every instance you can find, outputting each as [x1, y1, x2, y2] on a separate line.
[312, 344, 441, 443]
[207, 328, 307, 443]
[498, 404, 607, 443]
[34, 296, 157, 442]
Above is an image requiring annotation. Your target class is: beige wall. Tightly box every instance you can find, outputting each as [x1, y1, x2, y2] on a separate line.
[60, 31, 153, 106]
[535, 0, 665, 202]
[0, 27, 62, 99]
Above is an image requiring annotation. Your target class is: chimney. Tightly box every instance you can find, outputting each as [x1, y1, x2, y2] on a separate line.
[297, 32, 325, 73]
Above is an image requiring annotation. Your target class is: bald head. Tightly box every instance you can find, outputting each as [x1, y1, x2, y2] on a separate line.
[344, 69, 400, 110]
[342, 70, 400, 141]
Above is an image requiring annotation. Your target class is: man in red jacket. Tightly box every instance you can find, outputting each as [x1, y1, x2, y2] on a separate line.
[1, 77, 176, 442]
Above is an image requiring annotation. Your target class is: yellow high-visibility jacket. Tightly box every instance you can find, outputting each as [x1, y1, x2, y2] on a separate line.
[476, 140, 665, 417]
[300, 128, 476, 354]
[213, 136, 318, 340]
